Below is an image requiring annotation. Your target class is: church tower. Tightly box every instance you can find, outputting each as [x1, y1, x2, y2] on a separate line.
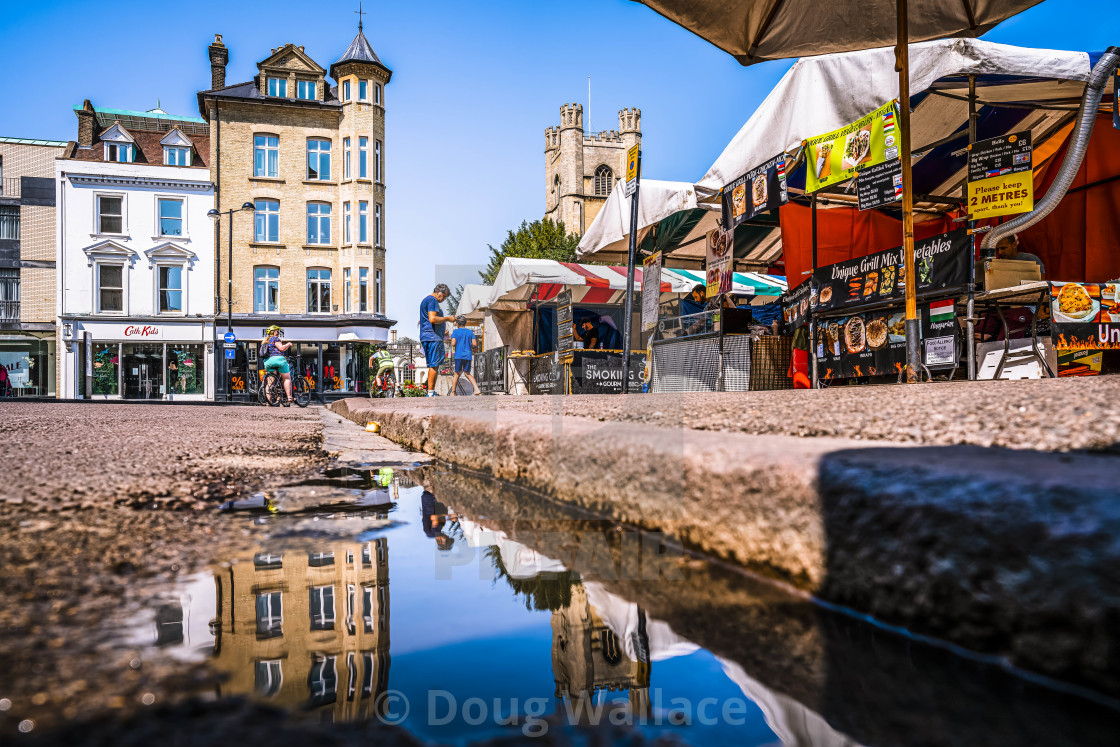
[331, 16, 392, 314]
[544, 105, 641, 235]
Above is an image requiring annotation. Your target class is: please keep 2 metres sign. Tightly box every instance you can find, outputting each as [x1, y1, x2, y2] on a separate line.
[967, 131, 1033, 219]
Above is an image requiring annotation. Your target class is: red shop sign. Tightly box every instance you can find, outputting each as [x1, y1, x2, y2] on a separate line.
[123, 325, 159, 337]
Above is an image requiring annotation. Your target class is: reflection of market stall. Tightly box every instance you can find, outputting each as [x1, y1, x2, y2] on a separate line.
[219, 316, 393, 403]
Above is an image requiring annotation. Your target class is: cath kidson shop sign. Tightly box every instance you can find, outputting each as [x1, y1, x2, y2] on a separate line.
[124, 325, 160, 337]
[75, 322, 208, 342]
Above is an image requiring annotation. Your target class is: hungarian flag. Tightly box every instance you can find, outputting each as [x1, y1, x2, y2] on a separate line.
[929, 299, 954, 323]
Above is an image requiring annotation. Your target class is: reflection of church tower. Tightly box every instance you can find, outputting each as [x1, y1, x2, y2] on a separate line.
[550, 584, 650, 717]
[210, 537, 391, 724]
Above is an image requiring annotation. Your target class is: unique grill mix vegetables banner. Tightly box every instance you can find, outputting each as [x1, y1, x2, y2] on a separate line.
[474, 346, 508, 394]
[782, 278, 813, 330]
[967, 131, 1033, 219]
[721, 153, 788, 229]
[805, 101, 899, 193]
[1050, 281, 1120, 352]
[813, 229, 970, 314]
[705, 226, 733, 298]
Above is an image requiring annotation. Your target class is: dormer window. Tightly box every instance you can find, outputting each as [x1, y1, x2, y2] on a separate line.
[106, 143, 132, 163]
[159, 128, 194, 167]
[164, 147, 190, 166]
[297, 80, 316, 100]
[267, 77, 288, 97]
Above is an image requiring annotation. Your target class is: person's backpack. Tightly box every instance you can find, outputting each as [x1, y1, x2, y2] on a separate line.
[259, 338, 272, 359]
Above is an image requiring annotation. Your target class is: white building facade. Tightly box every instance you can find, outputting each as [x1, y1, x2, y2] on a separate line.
[56, 107, 216, 400]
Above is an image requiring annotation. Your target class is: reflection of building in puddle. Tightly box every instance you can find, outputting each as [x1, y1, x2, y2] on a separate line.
[551, 584, 651, 717]
[462, 516, 860, 745]
[210, 538, 390, 723]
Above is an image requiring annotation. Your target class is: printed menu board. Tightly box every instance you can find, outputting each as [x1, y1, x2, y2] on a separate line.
[805, 101, 899, 193]
[721, 153, 789, 229]
[967, 131, 1033, 219]
[556, 288, 574, 361]
[782, 278, 813, 331]
[641, 251, 662, 332]
[856, 158, 903, 211]
[1051, 281, 1120, 351]
[705, 226, 733, 298]
[813, 229, 970, 314]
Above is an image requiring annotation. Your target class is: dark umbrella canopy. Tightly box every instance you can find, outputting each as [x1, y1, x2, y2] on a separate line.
[635, 0, 1044, 64]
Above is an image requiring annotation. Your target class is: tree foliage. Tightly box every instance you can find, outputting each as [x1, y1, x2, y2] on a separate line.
[479, 218, 580, 285]
[446, 284, 465, 315]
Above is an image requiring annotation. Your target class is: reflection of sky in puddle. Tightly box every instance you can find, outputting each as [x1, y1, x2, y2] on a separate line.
[124, 476, 865, 746]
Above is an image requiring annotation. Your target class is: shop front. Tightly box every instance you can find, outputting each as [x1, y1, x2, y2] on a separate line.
[0, 333, 56, 397]
[216, 316, 392, 403]
[59, 318, 216, 400]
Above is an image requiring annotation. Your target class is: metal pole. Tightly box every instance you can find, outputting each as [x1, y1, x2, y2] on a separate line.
[810, 194, 818, 388]
[965, 74, 978, 380]
[620, 152, 641, 394]
[226, 210, 234, 402]
[897, 0, 920, 383]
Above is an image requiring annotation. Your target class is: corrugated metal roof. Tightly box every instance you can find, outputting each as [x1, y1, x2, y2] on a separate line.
[74, 105, 207, 124]
[0, 136, 67, 146]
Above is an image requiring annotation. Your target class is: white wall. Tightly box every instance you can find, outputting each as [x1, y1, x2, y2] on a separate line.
[57, 160, 214, 319]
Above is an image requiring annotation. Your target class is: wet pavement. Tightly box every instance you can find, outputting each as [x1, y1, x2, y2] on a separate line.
[1, 403, 1119, 745]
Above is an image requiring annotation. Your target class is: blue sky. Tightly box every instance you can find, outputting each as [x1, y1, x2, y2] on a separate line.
[1, 0, 1115, 329]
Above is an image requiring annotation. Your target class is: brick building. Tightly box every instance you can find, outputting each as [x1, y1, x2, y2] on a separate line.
[198, 26, 393, 401]
[544, 105, 641, 235]
[0, 137, 67, 397]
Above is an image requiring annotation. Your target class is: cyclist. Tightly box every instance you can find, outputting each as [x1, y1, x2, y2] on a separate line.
[261, 325, 294, 406]
[368, 344, 395, 395]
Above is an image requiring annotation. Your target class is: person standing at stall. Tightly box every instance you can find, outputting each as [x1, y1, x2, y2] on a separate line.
[420, 284, 455, 396]
[575, 318, 600, 350]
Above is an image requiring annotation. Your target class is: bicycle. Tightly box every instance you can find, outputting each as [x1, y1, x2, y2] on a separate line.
[261, 356, 311, 407]
[368, 368, 398, 399]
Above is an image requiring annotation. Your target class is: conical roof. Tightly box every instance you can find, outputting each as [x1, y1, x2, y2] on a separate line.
[331, 29, 391, 81]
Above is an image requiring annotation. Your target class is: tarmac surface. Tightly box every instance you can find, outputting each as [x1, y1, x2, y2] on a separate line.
[363, 376, 1120, 452]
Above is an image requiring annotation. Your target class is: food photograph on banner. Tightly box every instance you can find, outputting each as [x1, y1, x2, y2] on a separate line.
[705, 226, 734, 298]
[1050, 282, 1120, 375]
[804, 101, 899, 194]
[721, 153, 789, 229]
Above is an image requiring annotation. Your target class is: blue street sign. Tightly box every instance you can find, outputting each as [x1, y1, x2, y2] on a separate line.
[224, 349, 235, 359]
[224, 331, 237, 343]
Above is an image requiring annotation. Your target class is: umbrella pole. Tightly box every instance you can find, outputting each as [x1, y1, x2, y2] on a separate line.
[966, 74, 978, 380]
[620, 155, 641, 393]
[897, 0, 920, 383]
[810, 193, 818, 388]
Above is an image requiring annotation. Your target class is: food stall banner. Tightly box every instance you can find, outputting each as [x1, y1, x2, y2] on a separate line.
[528, 354, 567, 395]
[705, 227, 733, 298]
[967, 131, 1033, 219]
[782, 279, 813, 331]
[571, 352, 648, 394]
[804, 101, 898, 194]
[813, 229, 970, 314]
[642, 251, 662, 331]
[556, 289, 574, 361]
[816, 310, 910, 380]
[1114, 69, 1119, 130]
[475, 347, 508, 394]
[721, 153, 788, 229]
[1050, 281, 1120, 352]
[856, 158, 903, 211]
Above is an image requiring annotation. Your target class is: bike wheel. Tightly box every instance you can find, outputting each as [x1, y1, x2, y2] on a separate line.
[386, 375, 397, 397]
[292, 377, 311, 408]
[259, 374, 278, 406]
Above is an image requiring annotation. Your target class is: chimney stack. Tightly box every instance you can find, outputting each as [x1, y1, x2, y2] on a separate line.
[208, 34, 228, 90]
[76, 100, 96, 147]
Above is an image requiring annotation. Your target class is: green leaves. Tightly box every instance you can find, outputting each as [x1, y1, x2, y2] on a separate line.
[479, 218, 580, 285]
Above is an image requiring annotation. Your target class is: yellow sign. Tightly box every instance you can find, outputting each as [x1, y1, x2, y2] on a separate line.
[626, 144, 639, 184]
[967, 171, 1033, 219]
[805, 101, 898, 193]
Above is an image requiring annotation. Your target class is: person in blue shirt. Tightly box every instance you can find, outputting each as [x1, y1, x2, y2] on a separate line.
[419, 283, 454, 396]
[449, 315, 481, 396]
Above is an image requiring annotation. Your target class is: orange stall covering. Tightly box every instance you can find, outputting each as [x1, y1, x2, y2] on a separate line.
[1017, 114, 1120, 282]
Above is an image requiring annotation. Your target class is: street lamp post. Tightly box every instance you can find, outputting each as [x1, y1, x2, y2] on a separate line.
[208, 202, 256, 401]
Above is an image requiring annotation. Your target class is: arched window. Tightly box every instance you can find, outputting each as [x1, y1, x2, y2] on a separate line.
[594, 165, 613, 196]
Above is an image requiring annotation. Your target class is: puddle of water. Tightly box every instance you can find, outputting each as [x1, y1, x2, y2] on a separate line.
[117, 464, 1120, 746]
